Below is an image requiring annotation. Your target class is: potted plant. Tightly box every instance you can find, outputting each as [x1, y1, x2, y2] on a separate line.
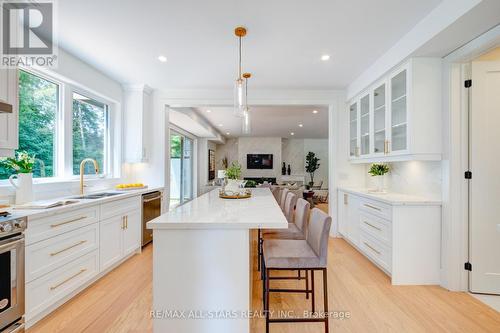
[224, 161, 245, 193]
[305, 152, 320, 189]
[0, 151, 36, 204]
[368, 163, 390, 192]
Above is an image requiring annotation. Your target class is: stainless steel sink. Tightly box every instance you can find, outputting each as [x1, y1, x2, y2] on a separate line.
[72, 192, 123, 200]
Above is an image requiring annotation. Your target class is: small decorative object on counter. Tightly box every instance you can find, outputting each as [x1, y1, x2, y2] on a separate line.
[368, 163, 390, 193]
[219, 188, 252, 199]
[224, 162, 246, 194]
[1, 151, 35, 204]
[282, 162, 286, 175]
[115, 183, 148, 191]
[287, 164, 291, 175]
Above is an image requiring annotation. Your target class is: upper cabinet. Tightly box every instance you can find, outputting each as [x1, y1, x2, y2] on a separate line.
[0, 69, 19, 157]
[348, 58, 442, 163]
[123, 85, 153, 163]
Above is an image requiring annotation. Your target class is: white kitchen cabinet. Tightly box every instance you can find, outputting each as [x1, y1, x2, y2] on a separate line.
[337, 188, 441, 285]
[123, 84, 153, 163]
[348, 58, 442, 163]
[0, 68, 18, 156]
[100, 209, 141, 271]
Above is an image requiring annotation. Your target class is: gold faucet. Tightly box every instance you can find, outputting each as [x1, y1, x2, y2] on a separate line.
[80, 158, 100, 195]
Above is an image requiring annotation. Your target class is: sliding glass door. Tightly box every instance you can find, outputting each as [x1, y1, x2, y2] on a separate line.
[170, 130, 194, 209]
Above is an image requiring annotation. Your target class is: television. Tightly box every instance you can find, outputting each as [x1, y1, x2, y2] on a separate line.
[247, 154, 273, 169]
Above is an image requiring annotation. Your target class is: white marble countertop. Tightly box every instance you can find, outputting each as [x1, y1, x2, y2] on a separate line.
[338, 187, 442, 206]
[148, 188, 288, 230]
[5, 186, 164, 220]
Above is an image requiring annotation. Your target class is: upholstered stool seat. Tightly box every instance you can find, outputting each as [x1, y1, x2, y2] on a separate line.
[263, 239, 322, 268]
[262, 223, 303, 240]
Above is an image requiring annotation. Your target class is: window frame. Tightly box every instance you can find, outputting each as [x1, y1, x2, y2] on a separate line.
[0, 67, 118, 184]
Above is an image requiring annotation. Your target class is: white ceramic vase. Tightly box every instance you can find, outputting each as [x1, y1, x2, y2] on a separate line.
[374, 175, 385, 193]
[9, 173, 34, 204]
[224, 179, 246, 194]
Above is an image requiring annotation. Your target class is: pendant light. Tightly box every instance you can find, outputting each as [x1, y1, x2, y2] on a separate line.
[242, 73, 251, 134]
[234, 26, 247, 117]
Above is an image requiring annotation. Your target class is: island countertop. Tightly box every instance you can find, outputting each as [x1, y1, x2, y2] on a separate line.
[147, 188, 288, 230]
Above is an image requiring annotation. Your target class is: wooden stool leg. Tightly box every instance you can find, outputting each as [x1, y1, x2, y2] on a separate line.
[323, 268, 329, 333]
[305, 269, 309, 299]
[311, 269, 315, 313]
[265, 268, 270, 333]
[258, 229, 262, 272]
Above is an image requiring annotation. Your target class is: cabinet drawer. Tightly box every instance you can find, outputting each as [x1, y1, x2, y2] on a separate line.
[359, 211, 391, 246]
[26, 223, 99, 282]
[100, 196, 141, 220]
[26, 206, 99, 245]
[359, 231, 392, 273]
[26, 250, 98, 321]
[359, 198, 392, 220]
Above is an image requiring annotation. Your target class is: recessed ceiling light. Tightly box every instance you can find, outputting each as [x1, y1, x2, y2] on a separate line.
[312, 110, 318, 114]
[158, 55, 167, 62]
[321, 54, 330, 61]
[226, 132, 230, 135]
[218, 124, 223, 127]
[290, 132, 295, 136]
[206, 109, 211, 113]
[298, 124, 303, 127]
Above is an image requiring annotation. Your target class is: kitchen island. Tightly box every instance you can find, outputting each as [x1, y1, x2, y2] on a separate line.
[147, 188, 287, 333]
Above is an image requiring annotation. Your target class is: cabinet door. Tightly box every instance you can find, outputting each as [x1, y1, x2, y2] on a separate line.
[338, 191, 348, 236]
[349, 102, 358, 158]
[390, 68, 408, 152]
[347, 195, 361, 246]
[359, 94, 370, 156]
[123, 210, 141, 256]
[100, 215, 124, 271]
[373, 82, 387, 155]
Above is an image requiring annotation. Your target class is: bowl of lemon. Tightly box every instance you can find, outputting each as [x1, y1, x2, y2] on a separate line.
[115, 183, 147, 191]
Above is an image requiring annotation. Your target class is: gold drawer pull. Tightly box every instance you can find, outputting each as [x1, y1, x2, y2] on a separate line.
[363, 242, 381, 255]
[50, 269, 87, 290]
[364, 204, 382, 211]
[364, 221, 382, 231]
[50, 240, 87, 257]
[50, 216, 87, 228]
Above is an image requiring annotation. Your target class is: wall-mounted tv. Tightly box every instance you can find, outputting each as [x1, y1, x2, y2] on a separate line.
[247, 154, 273, 169]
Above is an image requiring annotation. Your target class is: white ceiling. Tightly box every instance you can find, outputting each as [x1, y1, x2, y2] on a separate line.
[56, 0, 442, 90]
[194, 106, 329, 139]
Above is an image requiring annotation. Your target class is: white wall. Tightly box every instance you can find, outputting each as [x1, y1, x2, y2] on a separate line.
[215, 138, 238, 170]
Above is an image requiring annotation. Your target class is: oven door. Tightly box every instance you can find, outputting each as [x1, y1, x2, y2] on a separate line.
[0, 235, 24, 331]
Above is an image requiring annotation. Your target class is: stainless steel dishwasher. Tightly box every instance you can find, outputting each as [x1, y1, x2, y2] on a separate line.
[142, 191, 162, 246]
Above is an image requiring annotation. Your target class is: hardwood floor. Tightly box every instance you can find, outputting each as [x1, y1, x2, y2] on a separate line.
[28, 238, 500, 333]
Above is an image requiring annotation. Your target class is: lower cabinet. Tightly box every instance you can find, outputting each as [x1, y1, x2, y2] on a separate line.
[338, 188, 441, 285]
[100, 209, 141, 271]
[25, 195, 144, 328]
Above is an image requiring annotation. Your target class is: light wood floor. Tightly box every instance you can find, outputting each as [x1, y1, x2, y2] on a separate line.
[28, 238, 500, 333]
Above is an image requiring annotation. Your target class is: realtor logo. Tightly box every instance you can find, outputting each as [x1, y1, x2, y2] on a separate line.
[1, 0, 57, 67]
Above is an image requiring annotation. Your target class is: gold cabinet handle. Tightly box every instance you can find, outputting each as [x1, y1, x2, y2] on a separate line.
[121, 216, 125, 230]
[363, 221, 382, 231]
[343, 193, 348, 205]
[50, 216, 87, 228]
[50, 269, 87, 290]
[50, 240, 87, 256]
[384, 140, 388, 154]
[363, 204, 382, 211]
[125, 216, 128, 229]
[363, 242, 381, 255]
[386, 140, 391, 154]
[355, 147, 360, 157]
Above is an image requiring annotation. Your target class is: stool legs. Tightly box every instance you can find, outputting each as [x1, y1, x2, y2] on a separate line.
[311, 269, 315, 313]
[323, 268, 329, 333]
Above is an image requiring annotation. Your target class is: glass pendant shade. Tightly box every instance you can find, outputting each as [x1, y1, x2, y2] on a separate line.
[242, 107, 251, 134]
[234, 78, 245, 117]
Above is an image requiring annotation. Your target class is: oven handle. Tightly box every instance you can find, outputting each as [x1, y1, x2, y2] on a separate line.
[143, 196, 162, 203]
[0, 236, 24, 252]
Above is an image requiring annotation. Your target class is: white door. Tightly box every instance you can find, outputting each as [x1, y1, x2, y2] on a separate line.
[100, 215, 124, 271]
[469, 61, 500, 294]
[123, 210, 141, 256]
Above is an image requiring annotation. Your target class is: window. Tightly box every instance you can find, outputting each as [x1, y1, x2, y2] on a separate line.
[72, 93, 108, 175]
[0, 69, 115, 182]
[0, 70, 58, 180]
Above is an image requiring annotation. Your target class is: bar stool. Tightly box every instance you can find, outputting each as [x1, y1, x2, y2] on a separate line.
[262, 208, 332, 333]
[279, 188, 289, 211]
[271, 186, 280, 202]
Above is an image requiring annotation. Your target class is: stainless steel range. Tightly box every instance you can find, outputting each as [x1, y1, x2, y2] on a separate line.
[0, 213, 26, 333]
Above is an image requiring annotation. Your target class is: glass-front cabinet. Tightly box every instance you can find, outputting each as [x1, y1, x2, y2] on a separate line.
[373, 82, 386, 155]
[349, 102, 358, 157]
[347, 58, 442, 163]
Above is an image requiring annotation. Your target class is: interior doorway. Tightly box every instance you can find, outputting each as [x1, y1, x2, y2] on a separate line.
[169, 129, 194, 209]
[468, 47, 500, 295]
